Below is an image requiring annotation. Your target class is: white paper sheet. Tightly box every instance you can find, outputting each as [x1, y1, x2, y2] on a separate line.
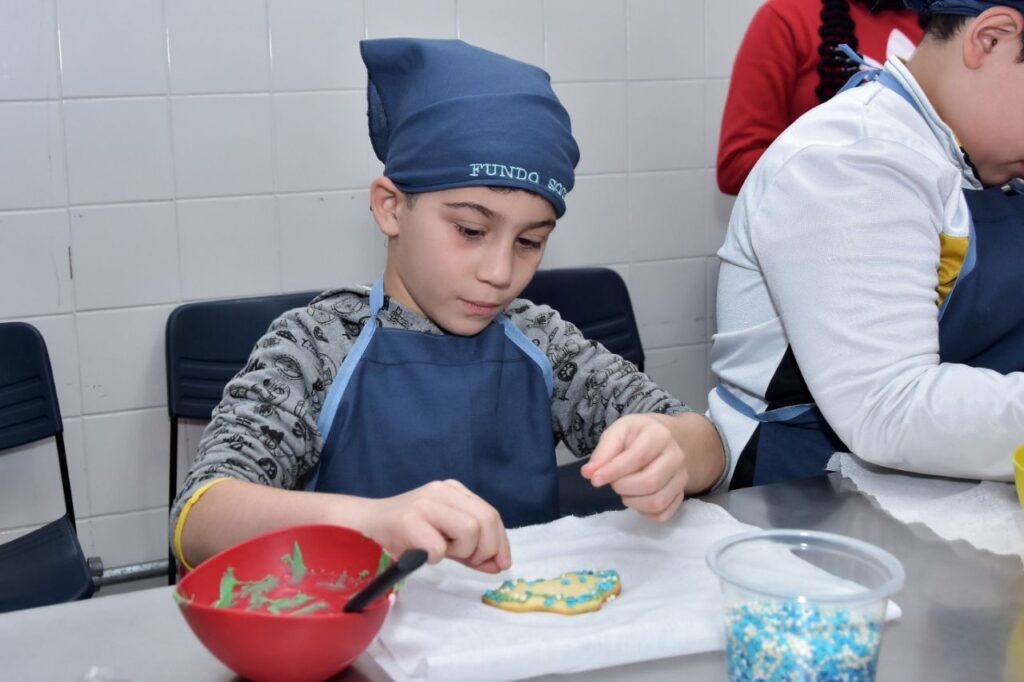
[368, 499, 900, 682]
[831, 452, 1024, 564]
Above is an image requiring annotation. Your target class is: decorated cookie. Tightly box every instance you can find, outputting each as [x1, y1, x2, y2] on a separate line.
[481, 569, 621, 615]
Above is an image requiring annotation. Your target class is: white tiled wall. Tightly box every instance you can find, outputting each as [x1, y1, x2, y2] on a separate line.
[0, 0, 760, 569]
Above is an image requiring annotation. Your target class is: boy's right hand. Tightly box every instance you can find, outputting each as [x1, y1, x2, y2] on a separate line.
[357, 480, 511, 573]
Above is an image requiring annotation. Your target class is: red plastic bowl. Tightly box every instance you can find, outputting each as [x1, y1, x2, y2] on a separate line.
[175, 524, 393, 682]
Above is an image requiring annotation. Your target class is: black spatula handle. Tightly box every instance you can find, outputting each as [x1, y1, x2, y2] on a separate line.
[343, 548, 428, 613]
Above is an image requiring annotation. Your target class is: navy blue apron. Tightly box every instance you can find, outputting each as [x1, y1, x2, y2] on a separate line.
[305, 278, 559, 528]
[725, 54, 1024, 489]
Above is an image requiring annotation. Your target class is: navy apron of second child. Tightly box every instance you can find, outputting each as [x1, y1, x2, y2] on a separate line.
[305, 278, 559, 528]
[723, 55, 1024, 489]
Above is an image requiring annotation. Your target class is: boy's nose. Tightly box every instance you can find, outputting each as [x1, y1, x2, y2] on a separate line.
[476, 243, 514, 288]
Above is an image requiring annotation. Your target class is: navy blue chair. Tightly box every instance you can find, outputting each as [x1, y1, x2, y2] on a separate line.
[521, 267, 645, 372]
[520, 267, 645, 517]
[165, 290, 321, 581]
[0, 322, 94, 612]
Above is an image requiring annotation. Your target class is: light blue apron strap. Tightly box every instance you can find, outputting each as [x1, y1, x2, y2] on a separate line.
[501, 317, 553, 398]
[873, 70, 918, 110]
[836, 43, 869, 69]
[715, 383, 813, 423]
[368, 275, 385, 315]
[836, 44, 918, 112]
[307, 278, 384, 491]
[837, 69, 873, 92]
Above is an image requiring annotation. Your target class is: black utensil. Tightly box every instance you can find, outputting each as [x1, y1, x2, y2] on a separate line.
[343, 548, 428, 613]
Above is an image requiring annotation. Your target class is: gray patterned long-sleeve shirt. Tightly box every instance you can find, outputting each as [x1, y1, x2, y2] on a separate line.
[170, 286, 689, 535]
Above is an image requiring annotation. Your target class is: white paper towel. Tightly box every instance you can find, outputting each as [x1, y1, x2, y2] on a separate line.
[831, 452, 1024, 563]
[368, 499, 900, 682]
[368, 501, 748, 682]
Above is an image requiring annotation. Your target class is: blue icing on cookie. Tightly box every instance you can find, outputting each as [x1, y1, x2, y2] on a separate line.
[481, 570, 621, 613]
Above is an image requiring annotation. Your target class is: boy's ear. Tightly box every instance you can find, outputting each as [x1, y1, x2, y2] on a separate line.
[964, 6, 1024, 69]
[370, 176, 404, 238]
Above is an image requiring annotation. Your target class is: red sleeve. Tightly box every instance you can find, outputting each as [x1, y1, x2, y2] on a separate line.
[716, 4, 802, 196]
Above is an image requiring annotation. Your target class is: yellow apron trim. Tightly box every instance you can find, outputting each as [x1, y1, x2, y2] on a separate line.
[937, 232, 969, 307]
[173, 477, 232, 571]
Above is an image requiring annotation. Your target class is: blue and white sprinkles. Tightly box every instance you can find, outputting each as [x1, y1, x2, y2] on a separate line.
[481, 569, 621, 615]
[725, 600, 882, 681]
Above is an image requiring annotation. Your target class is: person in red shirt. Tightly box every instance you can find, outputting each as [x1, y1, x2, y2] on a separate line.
[717, 0, 927, 195]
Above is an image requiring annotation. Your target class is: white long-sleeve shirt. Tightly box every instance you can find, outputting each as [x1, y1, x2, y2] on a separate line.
[709, 57, 1021, 484]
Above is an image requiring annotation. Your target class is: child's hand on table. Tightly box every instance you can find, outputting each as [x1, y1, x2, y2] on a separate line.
[580, 414, 691, 522]
[358, 479, 512, 573]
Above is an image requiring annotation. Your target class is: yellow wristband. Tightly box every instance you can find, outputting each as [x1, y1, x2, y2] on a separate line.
[173, 477, 232, 571]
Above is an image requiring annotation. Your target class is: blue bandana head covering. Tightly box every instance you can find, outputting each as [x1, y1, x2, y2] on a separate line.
[905, 0, 1024, 15]
[361, 38, 579, 218]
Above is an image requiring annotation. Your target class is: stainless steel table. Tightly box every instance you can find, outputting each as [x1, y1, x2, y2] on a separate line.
[4, 475, 1022, 681]
[552, 474, 1024, 682]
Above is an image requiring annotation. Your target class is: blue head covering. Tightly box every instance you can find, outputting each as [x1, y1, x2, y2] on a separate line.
[905, 0, 1024, 14]
[360, 38, 579, 218]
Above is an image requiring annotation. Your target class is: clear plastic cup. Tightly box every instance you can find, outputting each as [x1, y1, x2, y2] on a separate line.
[706, 529, 905, 682]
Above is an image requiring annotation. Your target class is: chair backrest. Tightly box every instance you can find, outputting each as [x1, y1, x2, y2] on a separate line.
[0, 322, 64, 448]
[520, 267, 645, 371]
[166, 290, 322, 420]
[165, 290, 321, 583]
[0, 322, 76, 524]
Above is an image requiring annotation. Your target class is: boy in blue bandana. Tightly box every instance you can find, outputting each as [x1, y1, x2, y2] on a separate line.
[172, 39, 725, 572]
[710, 1, 1024, 488]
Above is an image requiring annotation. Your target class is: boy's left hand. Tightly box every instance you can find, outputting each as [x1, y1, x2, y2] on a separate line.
[579, 414, 689, 521]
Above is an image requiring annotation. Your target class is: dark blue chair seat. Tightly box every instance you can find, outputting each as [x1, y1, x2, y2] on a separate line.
[0, 322, 94, 612]
[0, 516, 93, 611]
[521, 268, 646, 517]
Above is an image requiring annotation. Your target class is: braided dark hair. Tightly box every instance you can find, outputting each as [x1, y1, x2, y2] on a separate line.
[816, 0, 859, 102]
[816, 0, 931, 103]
